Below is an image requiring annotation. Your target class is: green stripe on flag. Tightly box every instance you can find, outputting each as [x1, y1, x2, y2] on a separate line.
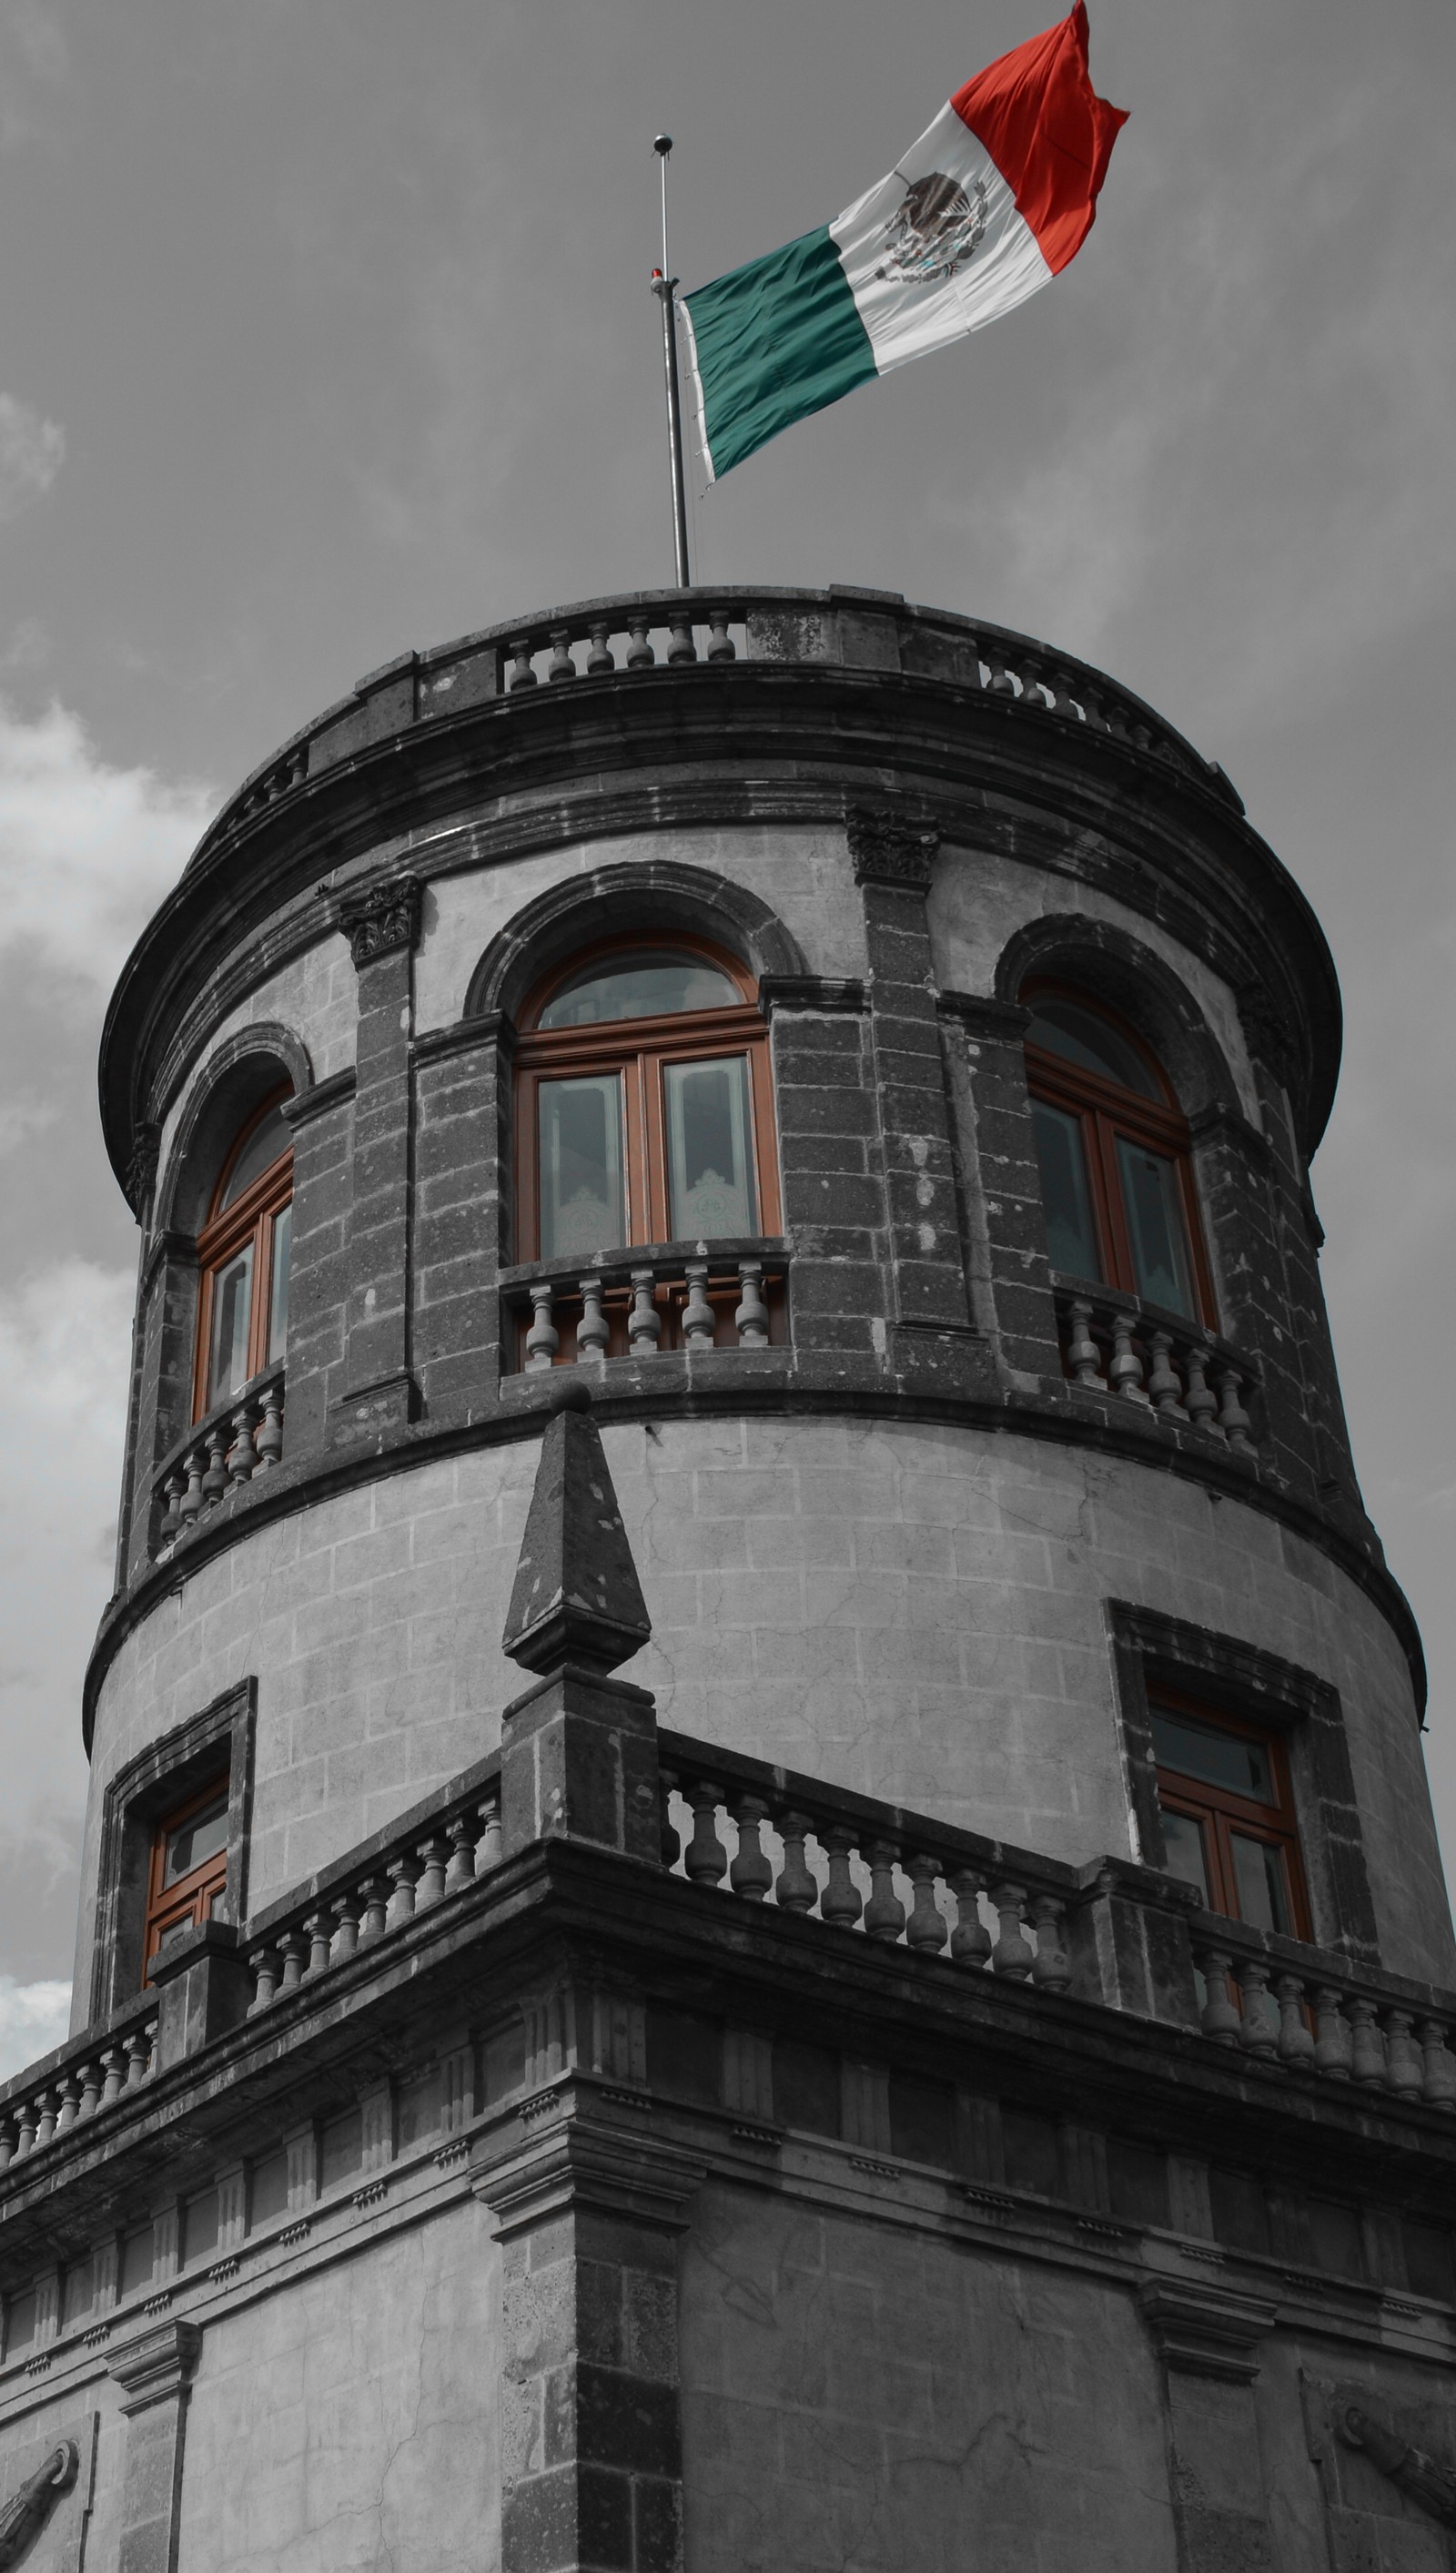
[684, 227, 876, 480]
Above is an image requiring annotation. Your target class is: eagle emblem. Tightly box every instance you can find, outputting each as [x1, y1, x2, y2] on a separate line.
[875, 170, 989, 287]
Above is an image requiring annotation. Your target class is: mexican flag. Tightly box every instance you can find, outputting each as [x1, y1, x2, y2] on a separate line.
[681, 5, 1127, 482]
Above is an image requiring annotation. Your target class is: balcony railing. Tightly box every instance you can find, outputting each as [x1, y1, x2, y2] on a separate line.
[151, 1361, 286, 1559]
[1051, 1281, 1258, 1456]
[500, 1241, 789, 1373]
[0, 1991, 158, 2175]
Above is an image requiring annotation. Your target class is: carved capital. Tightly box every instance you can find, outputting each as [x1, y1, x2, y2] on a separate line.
[846, 806, 940, 892]
[472, 2109, 705, 2242]
[106, 2318, 200, 2416]
[1139, 2280, 1276, 2382]
[126, 1121, 161, 1221]
[1238, 978, 1300, 1093]
[337, 874, 423, 970]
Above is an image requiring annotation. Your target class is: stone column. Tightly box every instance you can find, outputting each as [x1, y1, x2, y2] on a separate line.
[411, 1012, 517, 1415]
[936, 991, 1064, 1378]
[279, 1066, 357, 1453]
[106, 2318, 200, 2573]
[331, 873, 423, 1443]
[1140, 2281, 1276, 2569]
[846, 810, 976, 1370]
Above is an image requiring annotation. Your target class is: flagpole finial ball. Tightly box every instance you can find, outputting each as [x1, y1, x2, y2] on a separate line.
[653, 134, 672, 157]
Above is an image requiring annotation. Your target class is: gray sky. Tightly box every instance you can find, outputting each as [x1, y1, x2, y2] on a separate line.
[0, 0, 1452, 2056]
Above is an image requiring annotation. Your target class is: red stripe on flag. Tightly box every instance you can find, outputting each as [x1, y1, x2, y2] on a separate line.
[951, 4, 1127, 276]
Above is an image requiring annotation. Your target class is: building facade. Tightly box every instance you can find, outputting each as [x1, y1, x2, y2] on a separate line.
[1, 586, 1453, 2570]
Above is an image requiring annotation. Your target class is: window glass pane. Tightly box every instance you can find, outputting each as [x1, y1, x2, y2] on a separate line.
[664, 1057, 758, 1238]
[1031, 1100, 1101, 1280]
[268, 1201, 291, 1362]
[539, 1076, 624, 1259]
[1116, 1137, 1196, 1316]
[207, 1243, 255, 1407]
[219, 1104, 290, 1208]
[1159, 1808, 1211, 1903]
[1025, 998, 1159, 1098]
[1150, 1707, 1276, 1803]
[1231, 1833, 1293, 1934]
[165, 1791, 228, 1885]
[540, 951, 738, 1029]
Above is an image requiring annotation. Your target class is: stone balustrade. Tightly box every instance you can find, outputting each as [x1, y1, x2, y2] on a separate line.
[152, 1362, 286, 1557]
[0, 1997, 157, 2176]
[242, 1758, 502, 2017]
[1189, 1916, 1456, 2110]
[1052, 1282, 1258, 1456]
[500, 1242, 788, 1372]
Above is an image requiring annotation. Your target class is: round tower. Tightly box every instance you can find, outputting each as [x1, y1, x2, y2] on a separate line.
[80, 583, 1447, 2027]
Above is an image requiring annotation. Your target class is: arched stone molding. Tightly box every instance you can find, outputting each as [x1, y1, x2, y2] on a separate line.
[992, 913, 1245, 1129]
[155, 1022, 314, 1239]
[463, 859, 810, 1028]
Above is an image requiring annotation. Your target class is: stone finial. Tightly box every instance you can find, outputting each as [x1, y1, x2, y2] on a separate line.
[502, 1379, 651, 1677]
[337, 873, 424, 969]
[845, 806, 941, 890]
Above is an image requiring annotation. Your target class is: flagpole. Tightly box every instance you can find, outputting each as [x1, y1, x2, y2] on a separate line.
[651, 134, 692, 590]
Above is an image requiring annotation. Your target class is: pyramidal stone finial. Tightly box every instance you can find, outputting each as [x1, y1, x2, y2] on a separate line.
[502, 1378, 651, 1677]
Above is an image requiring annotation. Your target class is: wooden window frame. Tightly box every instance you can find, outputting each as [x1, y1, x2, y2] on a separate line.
[514, 933, 782, 1259]
[140, 1773, 231, 1983]
[1150, 1684, 1312, 1938]
[1022, 979, 1217, 1325]
[192, 1089, 294, 1422]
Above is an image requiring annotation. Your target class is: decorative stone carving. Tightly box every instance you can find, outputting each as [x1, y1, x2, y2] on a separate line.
[125, 1121, 160, 1220]
[106, 2317, 200, 2416]
[1337, 2403, 1456, 2527]
[337, 873, 423, 969]
[1139, 2279, 1276, 2382]
[0, 2445, 77, 2567]
[845, 805, 941, 890]
[1238, 977, 1300, 1093]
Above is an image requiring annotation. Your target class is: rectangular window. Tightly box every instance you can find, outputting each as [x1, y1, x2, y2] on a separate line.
[1031, 1099, 1102, 1280]
[267, 1203, 291, 1363]
[538, 1074, 625, 1261]
[663, 1055, 757, 1238]
[207, 1243, 255, 1407]
[1115, 1137, 1196, 1317]
[142, 1777, 230, 1984]
[1150, 1692, 1309, 1936]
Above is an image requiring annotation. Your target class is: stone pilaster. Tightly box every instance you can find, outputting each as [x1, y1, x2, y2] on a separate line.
[330, 872, 423, 1442]
[106, 2318, 200, 2573]
[1140, 2281, 1277, 2570]
[936, 991, 1062, 1377]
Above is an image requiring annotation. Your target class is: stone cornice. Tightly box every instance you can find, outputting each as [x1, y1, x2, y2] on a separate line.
[1138, 2281, 1276, 2382]
[935, 991, 1033, 1041]
[280, 1066, 357, 1131]
[471, 2106, 705, 2239]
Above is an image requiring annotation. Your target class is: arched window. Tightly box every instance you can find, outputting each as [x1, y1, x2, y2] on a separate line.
[1023, 984, 1213, 1322]
[194, 1090, 293, 1419]
[515, 937, 780, 1259]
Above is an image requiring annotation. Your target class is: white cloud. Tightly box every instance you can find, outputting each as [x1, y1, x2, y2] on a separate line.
[0, 694, 213, 989]
[0, 1094, 57, 1157]
[0, 392, 64, 521]
[0, 1979, 72, 2082]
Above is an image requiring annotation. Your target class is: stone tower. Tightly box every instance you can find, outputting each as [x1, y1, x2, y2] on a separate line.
[1, 587, 1452, 2572]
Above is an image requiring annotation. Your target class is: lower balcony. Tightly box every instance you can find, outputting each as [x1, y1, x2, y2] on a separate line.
[1052, 1277, 1259, 1456]
[499, 1238, 790, 1371]
[150, 1361, 286, 1561]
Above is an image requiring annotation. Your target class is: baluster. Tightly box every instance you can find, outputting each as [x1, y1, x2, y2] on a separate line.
[1145, 1330, 1187, 1417]
[728, 1794, 774, 1901]
[303, 1912, 332, 1978]
[277, 1929, 309, 1994]
[547, 626, 576, 684]
[386, 1854, 420, 1929]
[734, 1261, 769, 1348]
[682, 1263, 715, 1349]
[158, 1471, 185, 1546]
[576, 1274, 610, 1366]
[1107, 1310, 1148, 1403]
[1417, 2019, 1456, 2111]
[444, 1815, 478, 1891]
[478, 1796, 504, 1873]
[525, 1282, 559, 1372]
[179, 1444, 207, 1525]
[625, 618, 655, 669]
[1066, 1298, 1105, 1389]
[359, 1875, 391, 1942]
[1028, 1893, 1071, 1993]
[1347, 1995, 1387, 2087]
[1235, 1959, 1279, 2059]
[507, 637, 538, 692]
[666, 613, 697, 665]
[683, 1781, 729, 1887]
[330, 1889, 362, 1960]
[585, 623, 615, 676]
[658, 1768, 682, 1870]
[705, 608, 736, 663]
[1182, 1342, 1219, 1434]
[1216, 1366, 1255, 1456]
[77, 2062, 103, 2121]
[1274, 1972, 1316, 2068]
[989, 1884, 1035, 1981]
[986, 653, 1017, 697]
[820, 1826, 864, 1932]
[1195, 1944, 1241, 2044]
[99, 2045, 127, 2108]
[32, 2090, 57, 2148]
[948, 1869, 992, 1968]
[864, 1842, 906, 1944]
[126, 2029, 153, 2089]
[55, 2073, 82, 2134]
[255, 1380, 284, 1470]
[228, 1400, 259, 1484]
[13, 2100, 35, 2161]
[905, 1855, 949, 1954]
[1382, 2008, 1424, 2102]
[0, 2119, 13, 2173]
[248, 1946, 281, 2014]
[202, 1422, 229, 1508]
[774, 1811, 818, 1913]
[1016, 655, 1048, 709]
[628, 1270, 662, 1357]
[1312, 1984, 1353, 2078]
[415, 1834, 451, 1909]
[1046, 664, 1082, 720]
